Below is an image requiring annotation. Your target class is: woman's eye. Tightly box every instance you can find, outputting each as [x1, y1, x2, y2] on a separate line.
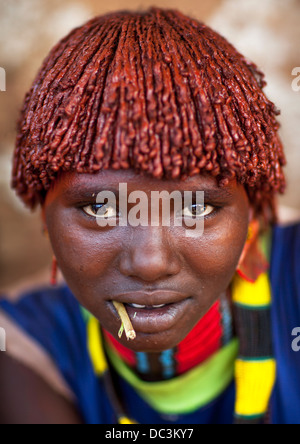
[180, 203, 214, 218]
[82, 203, 119, 219]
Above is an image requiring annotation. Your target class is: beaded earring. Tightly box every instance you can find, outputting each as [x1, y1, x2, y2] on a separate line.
[236, 220, 269, 283]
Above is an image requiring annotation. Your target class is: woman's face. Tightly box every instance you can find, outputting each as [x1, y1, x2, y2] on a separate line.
[44, 169, 250, 352]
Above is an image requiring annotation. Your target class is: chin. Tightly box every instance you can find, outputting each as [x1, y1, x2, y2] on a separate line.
[118, 331, 185, 353]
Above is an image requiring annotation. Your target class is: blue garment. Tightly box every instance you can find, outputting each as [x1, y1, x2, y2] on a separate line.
[0, 223, 299, 424]
[270, 223, 300, 424]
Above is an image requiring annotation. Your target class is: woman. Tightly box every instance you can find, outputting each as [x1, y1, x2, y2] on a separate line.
[0, 7, 299, 424]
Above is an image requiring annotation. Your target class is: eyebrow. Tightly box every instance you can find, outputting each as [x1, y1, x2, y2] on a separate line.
[200, 188, 233, 201]
[63, 186, 119, 201]
[63, 183, 234, 202]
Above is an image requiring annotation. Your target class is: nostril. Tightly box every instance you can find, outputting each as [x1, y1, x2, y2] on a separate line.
[118, 227, 181, 281]
[119, 250, 180, 281]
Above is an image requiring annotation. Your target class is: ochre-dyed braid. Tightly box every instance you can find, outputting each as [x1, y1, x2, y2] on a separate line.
[12, 7, 286, 225]
[159, 9, 285, 219]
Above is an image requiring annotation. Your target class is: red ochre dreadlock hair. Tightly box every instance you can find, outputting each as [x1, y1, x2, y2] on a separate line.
[12, 7, 286, 223]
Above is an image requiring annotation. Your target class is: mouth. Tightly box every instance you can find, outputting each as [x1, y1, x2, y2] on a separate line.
[109, 290, 192, 335]
[127, 303, 166, 309]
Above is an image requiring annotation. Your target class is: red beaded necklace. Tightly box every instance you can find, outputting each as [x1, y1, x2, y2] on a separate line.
[103, 294, 232, 381]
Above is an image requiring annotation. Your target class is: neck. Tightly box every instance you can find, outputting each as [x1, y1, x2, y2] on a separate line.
[104, 293, 233, 381]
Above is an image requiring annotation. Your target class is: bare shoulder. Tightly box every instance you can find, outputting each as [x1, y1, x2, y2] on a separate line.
[0, 353, 82, 424]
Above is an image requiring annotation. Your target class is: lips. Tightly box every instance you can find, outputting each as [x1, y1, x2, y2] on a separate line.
[109, 290, 191, 335]
[111, 290, 189, 307]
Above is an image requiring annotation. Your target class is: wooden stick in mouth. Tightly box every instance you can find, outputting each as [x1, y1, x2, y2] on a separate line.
[113, 301, 136, 341]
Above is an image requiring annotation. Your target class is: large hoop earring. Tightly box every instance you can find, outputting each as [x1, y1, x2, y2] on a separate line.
[236, 220, 268, 283]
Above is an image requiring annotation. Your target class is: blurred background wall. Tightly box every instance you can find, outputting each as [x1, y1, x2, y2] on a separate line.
[0, 0, 299, 292]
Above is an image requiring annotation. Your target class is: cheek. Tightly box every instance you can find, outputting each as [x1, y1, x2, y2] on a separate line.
[45, 207, 120, 292]
[183, 215, 248, 291]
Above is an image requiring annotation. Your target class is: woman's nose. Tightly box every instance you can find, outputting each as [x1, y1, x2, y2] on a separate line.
[119, 227, 181, 282]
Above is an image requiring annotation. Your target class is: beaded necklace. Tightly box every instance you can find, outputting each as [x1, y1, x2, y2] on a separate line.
[103, 294, 232, 381]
